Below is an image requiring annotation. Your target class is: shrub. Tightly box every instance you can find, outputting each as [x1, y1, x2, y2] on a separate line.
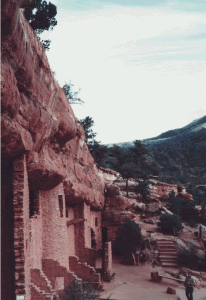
[115, 218, 142, 264]
[157, 213, 183, 235]
[167, 191, 199, 225]
[177, 245, 206, 271]
[63, 279, 101, 300]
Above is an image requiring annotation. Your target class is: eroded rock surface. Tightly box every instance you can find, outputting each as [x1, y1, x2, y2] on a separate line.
[1, 1, 110, 208]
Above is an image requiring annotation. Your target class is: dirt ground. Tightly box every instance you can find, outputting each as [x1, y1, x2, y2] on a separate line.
[97, 215, 206, 300]
[97, 257, 206, 300]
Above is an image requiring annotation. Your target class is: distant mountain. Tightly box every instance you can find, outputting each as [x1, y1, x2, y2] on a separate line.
[106, 116, 206, 148]
[143, 115, 206, 145]
[106, 116, 206, 186]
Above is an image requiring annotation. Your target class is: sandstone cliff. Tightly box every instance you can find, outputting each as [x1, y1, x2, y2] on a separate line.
[1, 3, 115, 298]
[1, 0, 108, 210]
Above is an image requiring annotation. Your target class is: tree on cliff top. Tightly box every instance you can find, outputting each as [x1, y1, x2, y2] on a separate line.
[24, 0, 57, 50]
[79, 116, 108, 165]
[63, 82, 85, 106]
[79, 116, 97, 142]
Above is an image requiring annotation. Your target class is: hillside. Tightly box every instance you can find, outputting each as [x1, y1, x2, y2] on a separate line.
[105, 116, 206, 187]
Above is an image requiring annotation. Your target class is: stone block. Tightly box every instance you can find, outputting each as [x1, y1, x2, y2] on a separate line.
[167, 287, 176, 294]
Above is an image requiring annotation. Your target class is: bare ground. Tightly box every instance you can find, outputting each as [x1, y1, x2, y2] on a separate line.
[97, 218, 206, 300]
[98, 257, 206, 300]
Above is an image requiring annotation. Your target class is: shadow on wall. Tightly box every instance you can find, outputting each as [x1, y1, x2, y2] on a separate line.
[1, 158, 16, 300]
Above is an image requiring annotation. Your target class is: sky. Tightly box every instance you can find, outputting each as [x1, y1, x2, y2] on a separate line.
[41, 0, 206, 144]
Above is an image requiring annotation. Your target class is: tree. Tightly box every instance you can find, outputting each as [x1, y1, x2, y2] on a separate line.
[167, 190, 198, 226]
[157, 213, 183, 235]
[129, 140, 148, 167]
[108, 145, 126, 170]
[135, 179, 150, 203]
[115, 218, 142, 264]
[108, 146, 138, 196]
[118, 162, 138, 197]
[88, 140, 108, 165]
[24, 0, 57, 50]
[79, 116, 108, 165]
[79, 116, 97, 142]
[63, 82, 84, 106]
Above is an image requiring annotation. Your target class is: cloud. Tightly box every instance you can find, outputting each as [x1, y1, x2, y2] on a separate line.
[187, 32, 206, 39]
[60, 0, 168, 10]
[168, 0, 206, 12]
[56, 0, 206, 12]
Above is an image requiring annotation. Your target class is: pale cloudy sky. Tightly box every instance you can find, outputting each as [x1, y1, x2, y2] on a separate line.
[41, 0, 206, 144]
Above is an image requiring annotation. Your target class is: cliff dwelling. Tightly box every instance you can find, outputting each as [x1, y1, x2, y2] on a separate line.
[2, 1, 206, 300]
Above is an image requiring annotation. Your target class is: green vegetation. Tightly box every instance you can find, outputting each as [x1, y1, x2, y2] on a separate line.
[166, 190, 206, 226]
[63, 280, 101, 300]
[148, 126, 206, 186]
[115, 218, 142, 264]
[135, 179, 151, 203]
[157, 213, 183, 235]
[79, 116, 97, 142]
[63, 82, 84, 106]
[24, 0, 57, 50]
[79, 116, 108, 166]
[177, 245, 206, 271]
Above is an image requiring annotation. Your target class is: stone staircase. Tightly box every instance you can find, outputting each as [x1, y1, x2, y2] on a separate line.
[30, 283, 52, 300]
[156, 238, 178, 268]
[30, 267, 63, 299]
[69, 256, 101, 286]
[42, 259, 80, 290]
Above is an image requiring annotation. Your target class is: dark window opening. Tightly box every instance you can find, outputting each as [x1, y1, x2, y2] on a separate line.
[102, 227, 108, 245]
[29, 190, 39, 218]
[95, 217, 98, 227]
[66, 208, 69, 218]
[91, 228, 96, 249]
[58, 195, 63, 218]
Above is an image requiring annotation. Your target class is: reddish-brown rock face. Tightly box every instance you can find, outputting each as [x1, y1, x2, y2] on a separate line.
[1, 3, 111, 298]
[1, 1, 106, 208]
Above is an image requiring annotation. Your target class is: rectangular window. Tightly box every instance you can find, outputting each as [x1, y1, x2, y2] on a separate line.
[95, 217, 98, 227]
[29, 190, 39, 218]
[58, 195, 63, 218]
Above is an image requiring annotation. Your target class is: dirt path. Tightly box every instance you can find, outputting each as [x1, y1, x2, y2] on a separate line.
[98, 257, 206, 300]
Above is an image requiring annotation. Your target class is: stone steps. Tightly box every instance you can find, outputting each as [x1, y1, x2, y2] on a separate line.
[156, 238, 178, 268]
[69, 256, 100, 284]
[30, 282, 54, 300]
[161, 262, 178, 267]
[159, 254, 177, 258]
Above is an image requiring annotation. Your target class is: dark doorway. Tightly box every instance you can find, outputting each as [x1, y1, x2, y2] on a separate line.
[91, 228, 96, 249]
[1, 158, 15, 300]
[58, 195, 63, 218]
[102, 227, 108, 246]
[29, 189, 39, 218]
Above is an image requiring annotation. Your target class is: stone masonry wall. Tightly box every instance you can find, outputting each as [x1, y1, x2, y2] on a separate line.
[74, 203, 86, 260]
[40, 183, 69, 269]
[90, 210, 102, 250]
[103, 242, 112, 281]
[13, 155, 31, 299]
[107, 226, 119, 245]
[84, 203, 92, 249]
[66, 207, 75, 256]
[29, 211, 42, 270]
